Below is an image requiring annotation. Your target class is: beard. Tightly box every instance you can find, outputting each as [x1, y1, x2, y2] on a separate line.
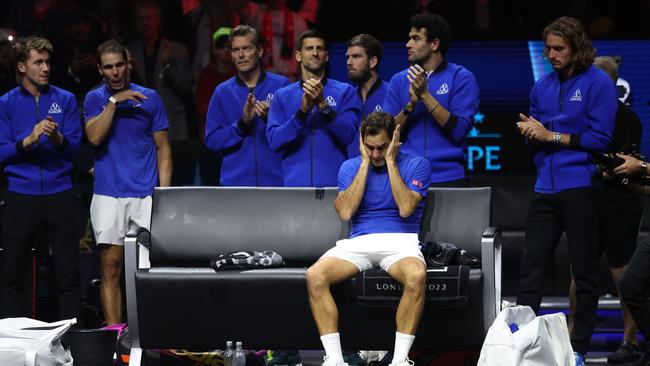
[348, 65, 371, 84]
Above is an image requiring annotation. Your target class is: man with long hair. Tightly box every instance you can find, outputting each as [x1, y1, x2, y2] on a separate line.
[515, 17, 617, 365]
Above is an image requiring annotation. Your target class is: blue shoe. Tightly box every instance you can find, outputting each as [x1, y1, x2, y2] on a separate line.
[574, 352, 585, 366]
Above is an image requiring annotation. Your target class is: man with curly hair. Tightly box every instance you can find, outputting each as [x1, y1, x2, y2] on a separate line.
[515, 17, 617, 366]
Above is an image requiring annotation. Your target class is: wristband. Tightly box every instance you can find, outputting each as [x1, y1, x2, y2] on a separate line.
[640, 161, 648, 178]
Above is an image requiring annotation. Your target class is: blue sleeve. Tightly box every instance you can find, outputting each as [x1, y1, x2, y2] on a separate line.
[383, 73, 405, 116]
[571, 80, 616, 152]
[445, 69, 479, 143]
[150, 92, 170, 132]
[83, 90, 103, 121]
[266, 89, 309, 152]
[57, 94, 81, 162]
[0, 98, 21, 165]
[404, 158, 431, 197]
[326, 85, 360, 145]
[204, 87, 246, 152]
[337, 159, 357, 192]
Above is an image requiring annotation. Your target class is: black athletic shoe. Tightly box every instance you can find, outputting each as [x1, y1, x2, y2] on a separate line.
[607, 340, 639, 364]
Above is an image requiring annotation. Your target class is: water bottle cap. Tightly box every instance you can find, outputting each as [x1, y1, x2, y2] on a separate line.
[236, 341, 243, 346]
[227, 341, 233, 346]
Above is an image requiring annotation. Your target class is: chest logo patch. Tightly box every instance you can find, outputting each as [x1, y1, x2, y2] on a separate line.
[266, 93, 273, 104]
[48, 102, 63, 114]
[326, 95, 337, 107]
[374, 104, 382, 112]
[570, 89, 582, 102]
[436, 83, 449, 95]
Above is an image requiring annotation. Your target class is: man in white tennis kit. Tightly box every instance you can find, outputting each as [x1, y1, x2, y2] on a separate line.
[84, 39, 172, 325]
[306, 111, 431, 366]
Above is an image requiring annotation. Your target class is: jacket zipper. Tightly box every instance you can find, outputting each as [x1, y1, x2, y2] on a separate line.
[253, 122, 258, 186]
[310, 119, 314, 187]
[35, 97, 44, 195]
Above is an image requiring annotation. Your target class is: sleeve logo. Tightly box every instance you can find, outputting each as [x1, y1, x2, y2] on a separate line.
[411, 179, 424, 189]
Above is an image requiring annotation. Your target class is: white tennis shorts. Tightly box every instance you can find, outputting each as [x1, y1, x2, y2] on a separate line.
[90, 194, 152, 246]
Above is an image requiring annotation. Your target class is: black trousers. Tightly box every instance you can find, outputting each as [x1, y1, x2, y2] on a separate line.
[0, 189, 82, 320]
[619, 236, 650, 339]
[516, 187, 601, 355]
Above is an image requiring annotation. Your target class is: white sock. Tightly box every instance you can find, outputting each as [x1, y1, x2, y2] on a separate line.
[392, 332, 415, 363]
[321, 332, 344, 362]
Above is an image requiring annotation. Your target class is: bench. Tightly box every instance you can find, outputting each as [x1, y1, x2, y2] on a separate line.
[124, 187, 500, 365]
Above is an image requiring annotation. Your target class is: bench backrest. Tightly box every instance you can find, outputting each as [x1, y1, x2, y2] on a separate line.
[148, 186, 492, 266]
[149, 187, 347, 266]
[420, 187, 492, 257]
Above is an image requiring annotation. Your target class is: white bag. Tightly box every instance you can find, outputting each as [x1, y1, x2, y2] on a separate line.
[478, 305, 574, 366]
[0, 317, 76, 366]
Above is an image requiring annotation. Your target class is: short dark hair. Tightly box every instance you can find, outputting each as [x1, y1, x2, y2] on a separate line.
[543, 17, 595, 75]
[230, 24, 263, 49]
[361, 112, 395, 140]
[96, 39, 128, 66]
[410, 13, 452, 55]
[346, 34, 383, 70]
[14, 36, 53, 66]
[297, 29, 328, 51]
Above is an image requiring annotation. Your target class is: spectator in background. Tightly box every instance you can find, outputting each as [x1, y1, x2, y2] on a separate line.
[267, 29, 361, 187]
[127, 0, 194, 141]
[383, 13, 479, 186]
[205, 25, 288, 186]
[50, 12, 106, 105]
[345, 33, 387, 158]
[0, 28, 17, 95]
[515, 17, 616, 366]
[236, 0, 308, 80]
[0, 36, 82, 322]
[196, 27, 236, 136]
[84, 39, 172, 325]
[188, 0, 241, 76]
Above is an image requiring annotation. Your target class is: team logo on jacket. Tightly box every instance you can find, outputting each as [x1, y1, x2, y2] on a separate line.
[374, 104, 382, 112]
[570, 89, 582, 102]
[326, 95, 337, 107]
[436, 83, 449, 95]
[266, 93, 273, 104]
[411, 179, 424, 189]
[48, 102, 63, 114]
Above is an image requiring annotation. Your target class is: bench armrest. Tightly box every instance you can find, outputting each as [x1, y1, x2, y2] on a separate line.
[125, 226, 151, 352]
[480, 226, 502, 333]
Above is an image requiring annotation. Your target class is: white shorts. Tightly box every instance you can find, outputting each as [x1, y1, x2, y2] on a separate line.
[90, 194, 152, 246]
[321, 233, 425, 271]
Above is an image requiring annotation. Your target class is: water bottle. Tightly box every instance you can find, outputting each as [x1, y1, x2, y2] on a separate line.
[224, 341, 234, 366]
[233, 341, 246, 366]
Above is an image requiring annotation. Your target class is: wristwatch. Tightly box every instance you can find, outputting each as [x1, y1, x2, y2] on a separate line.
[108, 96, 118, 105]
[640, 161, 648, 178]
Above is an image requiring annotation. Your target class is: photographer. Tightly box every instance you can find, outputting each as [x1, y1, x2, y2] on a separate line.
[617, 154, 650, 365]
[568, 56, 644, 364]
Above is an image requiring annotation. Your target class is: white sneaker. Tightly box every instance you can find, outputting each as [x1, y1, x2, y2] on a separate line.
[322, 355, 349, 366]
[388, 357, 415, 366]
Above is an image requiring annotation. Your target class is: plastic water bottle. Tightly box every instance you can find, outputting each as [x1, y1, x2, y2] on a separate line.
[233, 341, 246, 366]
[224, 341, 234, 366]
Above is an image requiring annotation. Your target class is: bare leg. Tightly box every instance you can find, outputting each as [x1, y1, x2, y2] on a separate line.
[387, 257, 426, 335]
[306, 257, 360, 335]
[611, 266, 639, 345]
[568, 277, 576, 335]
[100, 244, 124, 325]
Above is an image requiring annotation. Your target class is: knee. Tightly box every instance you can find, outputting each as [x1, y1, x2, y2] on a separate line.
[305, 266, 327, 293]
[618, 275, 635, 302]
[403, 266, 426, 293]
[101, 259, 122, 281]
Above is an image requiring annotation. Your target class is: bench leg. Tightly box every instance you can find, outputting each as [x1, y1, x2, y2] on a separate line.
[129, 347, 143, 366]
